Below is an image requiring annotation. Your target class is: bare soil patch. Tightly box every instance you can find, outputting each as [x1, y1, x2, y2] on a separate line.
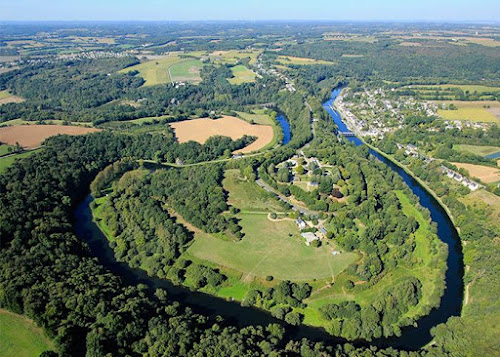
[452, 162, 500, 183]
[0, 125, 100, 149]
[170, 116, 273, 154]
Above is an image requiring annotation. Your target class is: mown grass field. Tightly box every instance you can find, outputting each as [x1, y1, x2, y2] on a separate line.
[187, 212, 358, 281]
[236, 109, 272, 125]
[227, 65, 257, 85]
[187, 169, 359, 282]
[120, 55, 202, 86]
[208, 50, 261, 65]
[454, 144, 500, 157]
[0, 149, 41, 173]
[0, 309, 54, 357]
[169, 59, 203, 83]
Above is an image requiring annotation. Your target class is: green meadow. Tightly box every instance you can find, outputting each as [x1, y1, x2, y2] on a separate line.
[0, 309, 54, 357]
[228, 65, 257, 85]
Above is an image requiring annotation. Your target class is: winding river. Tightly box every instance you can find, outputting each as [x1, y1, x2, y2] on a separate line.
[74, 88, 463, 350]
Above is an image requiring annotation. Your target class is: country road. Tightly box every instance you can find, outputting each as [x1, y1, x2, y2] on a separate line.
[255, 179, 319, 216]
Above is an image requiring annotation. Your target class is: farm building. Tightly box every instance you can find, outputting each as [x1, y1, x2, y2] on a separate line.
[301, 232, 319, 246]
[296, 218, 307, 230]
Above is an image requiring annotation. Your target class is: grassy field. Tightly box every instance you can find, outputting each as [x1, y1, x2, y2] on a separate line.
[186, 169, 359, 282]
[436, 101, 499, 123]
[169, 59, 203, 83]
[236, 109, 272, 125]
[0, 309, 54, 357]
[452, 162, 500, 183]
[427, 84, 500, 94]
[461, 190, 500, 225]
[208, 50, 261, 65]
[0, 144, 13, 156]
[187, 212, 358, 281]
[224, 169, 284, 212]
[454, 144, 500, 157]
[227, 65, 257, 85]
[0, 149, 41, 173]
[277, 56, 335, 66]
[120, 55, 203, 86]
[0, 90, 24, 105]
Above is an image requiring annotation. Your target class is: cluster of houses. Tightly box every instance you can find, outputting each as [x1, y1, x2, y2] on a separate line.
[297, 218, 328, 244]
[255, 56, 296, 92]
[443, 120, 488, 131]
[440, 165, 483, 191]
[282, 151, 327, 184]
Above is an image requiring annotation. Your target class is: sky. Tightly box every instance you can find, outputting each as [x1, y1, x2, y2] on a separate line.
[1, 0, 499, 22]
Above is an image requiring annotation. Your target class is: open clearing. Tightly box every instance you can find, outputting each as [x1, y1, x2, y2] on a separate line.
[452, 162, 500, 183]
[119, 55, 202, 86]
[424, 84, 500, 94]
[227, 65, 257, 85]
[461, 190, 500, 225]
[0, 125, 100, 149]
[454, 144, 500, 157]
[0, 309, 53, 357]
[186, 169, 358, 281]
[436, 101, 500, 123]
[208, 50, 261, 65]
[169, 59, 203, 83]
[169, 116, 273, 154]
[0, 90, 24, 105]
[277, 56, 335, 65]
[0, 149, 41, 173]
[188, 213, 357, 281]
[224, 169, 284, 212]
[236, 109, 272, 126]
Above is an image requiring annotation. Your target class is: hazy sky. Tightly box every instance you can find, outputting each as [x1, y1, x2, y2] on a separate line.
[2, 0, 499, 22]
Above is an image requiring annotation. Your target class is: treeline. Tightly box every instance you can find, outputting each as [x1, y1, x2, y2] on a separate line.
[279, 40, 500, 82]
[320, 277, 422, 340]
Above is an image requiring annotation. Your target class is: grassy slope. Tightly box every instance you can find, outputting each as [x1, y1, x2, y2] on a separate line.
[437, 107, 498, 123]
[0, 309, 54, 357]
[228, 65, 257, 85]
[169, 59, 203, 83]
[236, 110, 280, 149]
[454, 144, 500, 157]
[0, 149, 41, 174]
[0, 144, 13, 156]
[119, 56, 185, 86]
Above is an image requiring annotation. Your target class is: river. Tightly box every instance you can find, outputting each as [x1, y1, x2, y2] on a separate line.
[73, 88, 463, 351]
[323, 87, 464, 348]
[276, 113, 291, 145]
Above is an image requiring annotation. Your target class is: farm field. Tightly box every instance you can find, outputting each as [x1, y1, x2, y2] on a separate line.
[236, 109, 272, 125]
[208, 50, 261, 65]
[277, 56, 335, 65]
[119, 55, 202, 86]
[169, 59, 203, 83]
[454, 144, 500, 157]
[424, 84, 500, 93]
[461, 190, 500, 225]
[452, 162, 500, 183]
[0, 90, 24, 105]
[0, 125, 100, 149]
[169, 116, 274, 154]
[0, 149, 42, 173]
[187, 213, 358, 282]
[436, 101, 500, 123]
[0, 309, 54, 357]
[227, 65, 257, 85]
